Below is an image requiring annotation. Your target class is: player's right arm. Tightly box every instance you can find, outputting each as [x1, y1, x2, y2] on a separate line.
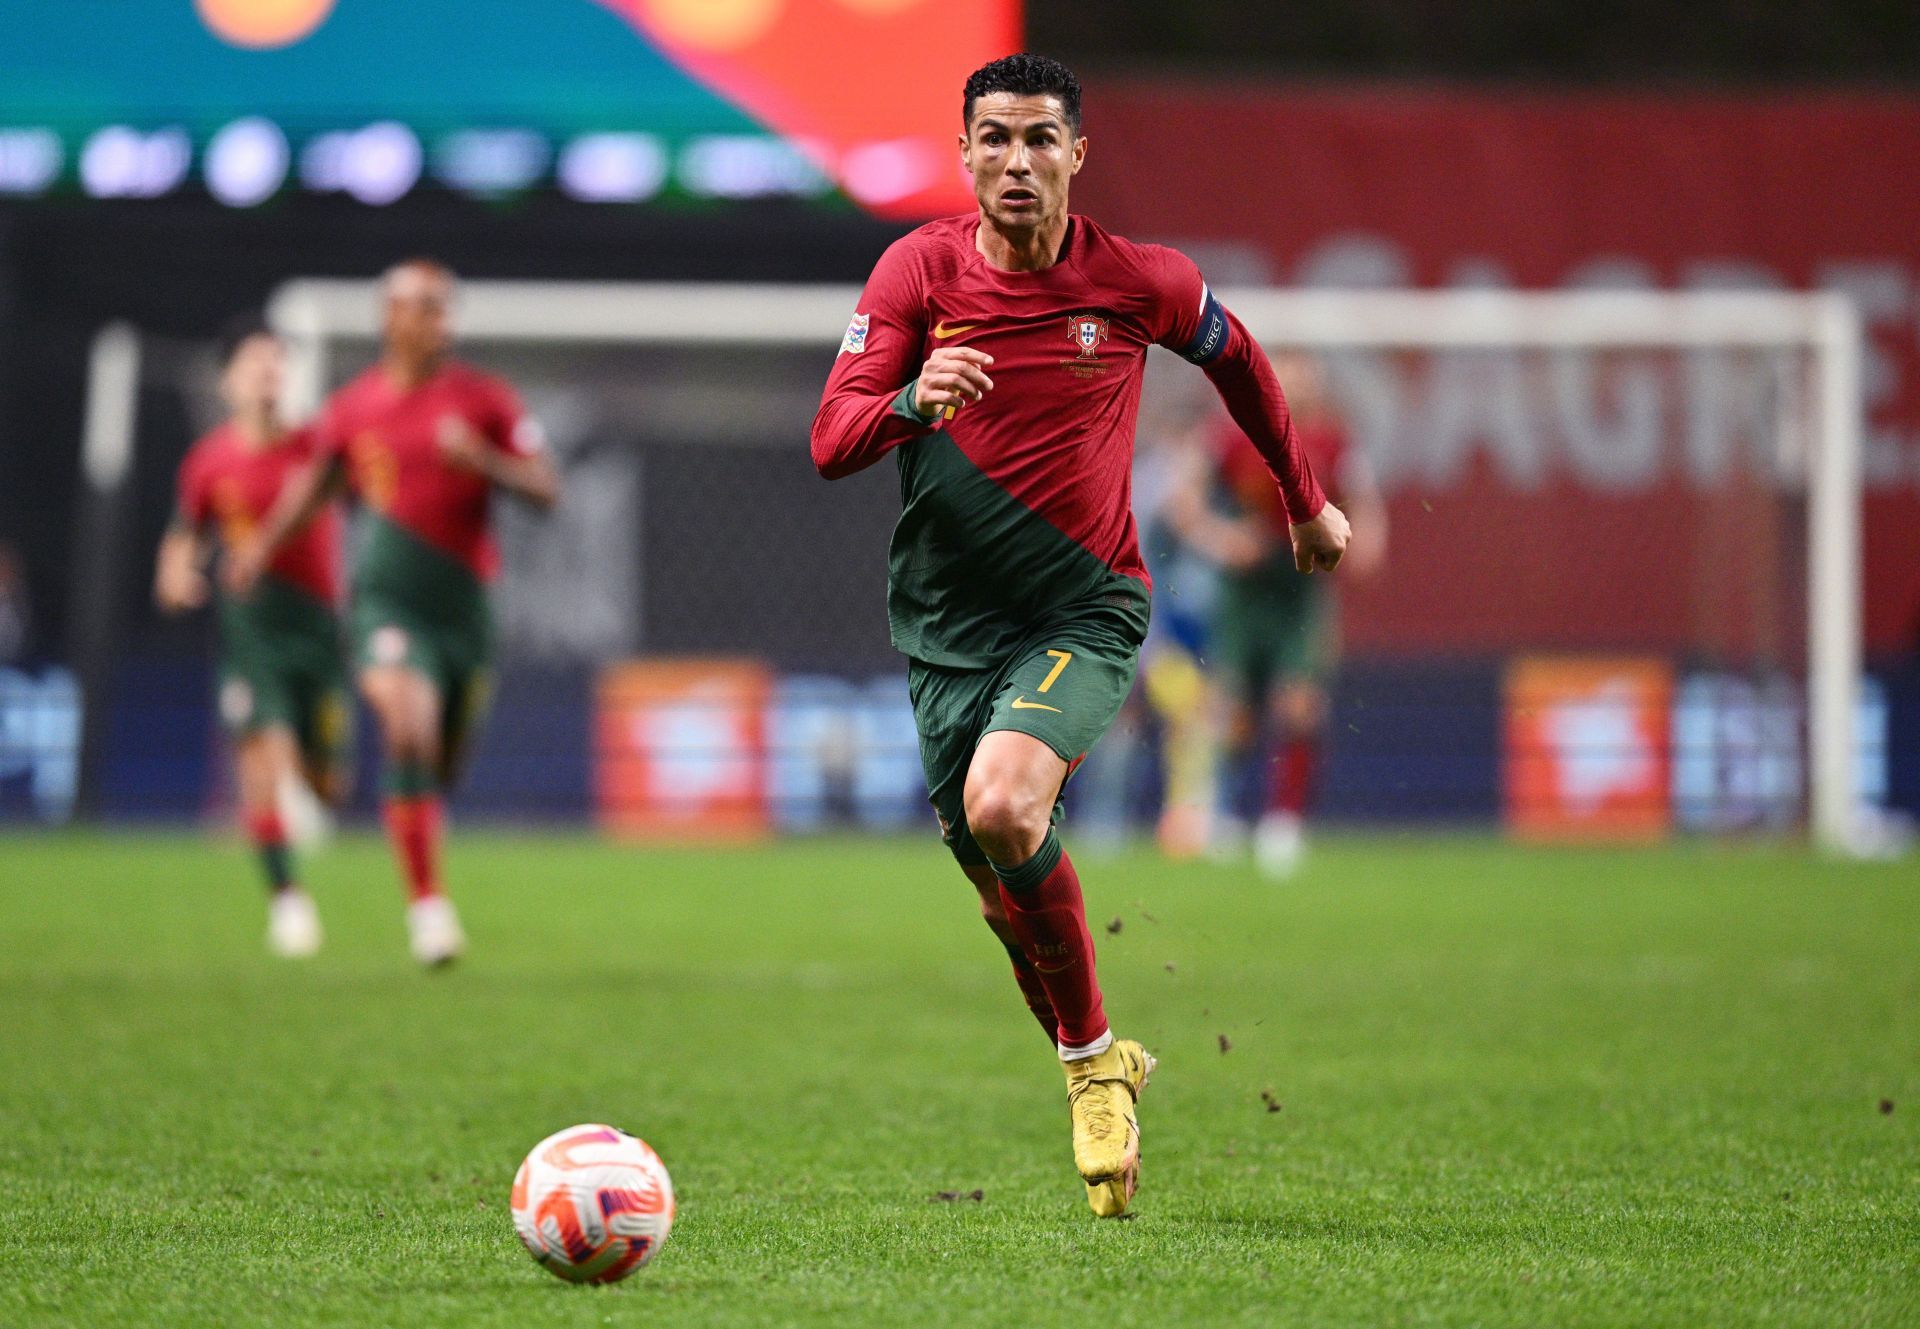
[809, 239, 992, 479]
[155, 452, 212, 612]
[154, 523, 211, 612]
[224, 452, 346, 596]
[1143, 247, 1349, 573]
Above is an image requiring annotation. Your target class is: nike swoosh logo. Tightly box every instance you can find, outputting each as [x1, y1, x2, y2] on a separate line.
[1010, 697, 1061, 712]
[932, 321, 981, 339]
[1034, 960, 1075, 973]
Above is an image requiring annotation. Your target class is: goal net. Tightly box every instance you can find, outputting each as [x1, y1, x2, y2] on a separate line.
[242, 280, 1863, 847]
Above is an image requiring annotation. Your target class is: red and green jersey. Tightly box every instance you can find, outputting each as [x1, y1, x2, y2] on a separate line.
[812, 213, 1324, 668]
[315, 360, 540, 621]
[176, 422, 340, 607]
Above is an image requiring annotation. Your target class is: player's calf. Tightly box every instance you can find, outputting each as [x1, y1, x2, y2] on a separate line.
[967, 865, 1059, 1044]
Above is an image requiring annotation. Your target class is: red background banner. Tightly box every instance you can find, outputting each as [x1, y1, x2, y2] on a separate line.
[1077, 84, 1920, 659]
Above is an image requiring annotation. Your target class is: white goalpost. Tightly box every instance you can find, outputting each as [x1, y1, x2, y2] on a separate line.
[261, 279, 1865, 851]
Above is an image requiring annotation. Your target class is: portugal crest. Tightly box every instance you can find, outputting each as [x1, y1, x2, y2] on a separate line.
[1068, 314, 1110, 359]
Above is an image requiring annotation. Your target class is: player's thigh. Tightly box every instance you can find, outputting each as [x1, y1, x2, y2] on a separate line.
[907, 660, 998, 866]
[357, 662, 441, 752]
[979, 632, 1139, 775]
[1206, 598, 1270, 726]
[352, 604, 446, 743]
[220, 653, 298, 770]
[962, 729, 1069, 860]
[1270, 583, 1336, 684]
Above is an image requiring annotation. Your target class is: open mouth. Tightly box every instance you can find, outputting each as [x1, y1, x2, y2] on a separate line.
[1000, 188, 1038, 207]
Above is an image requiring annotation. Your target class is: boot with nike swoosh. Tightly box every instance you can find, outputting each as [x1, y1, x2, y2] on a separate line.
[1063, 1037, 1155, 1217]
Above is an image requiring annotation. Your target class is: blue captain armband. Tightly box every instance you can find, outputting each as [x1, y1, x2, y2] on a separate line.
[1179, 283, 1230, 365]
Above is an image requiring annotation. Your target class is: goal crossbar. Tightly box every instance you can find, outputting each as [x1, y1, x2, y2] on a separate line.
[266, 279, 1865, 852]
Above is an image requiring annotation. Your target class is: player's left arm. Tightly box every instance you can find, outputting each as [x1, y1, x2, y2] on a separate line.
[439, 385, 560, 510]
[1149, 250, 1349, 573]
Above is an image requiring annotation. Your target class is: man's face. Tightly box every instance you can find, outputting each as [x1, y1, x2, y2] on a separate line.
[221, 333, 283, 417]
[960, 92, 1085, 231]
[383, 265, 454, 362]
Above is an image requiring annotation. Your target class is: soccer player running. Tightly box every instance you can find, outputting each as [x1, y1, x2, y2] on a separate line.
[230, 260, 559, 967]
[1173, 350, 1388, 876]
[811, 54, 1349, 1216]
[156, 321, 348, 957]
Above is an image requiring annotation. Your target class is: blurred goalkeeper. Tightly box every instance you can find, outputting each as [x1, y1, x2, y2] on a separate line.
[811, 53, 1348, 1217]
[230, 260, 559, 967]
[156, 320, 347, 958]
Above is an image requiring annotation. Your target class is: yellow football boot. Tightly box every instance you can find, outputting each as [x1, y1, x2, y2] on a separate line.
[1063, 1038, 1155, 1217]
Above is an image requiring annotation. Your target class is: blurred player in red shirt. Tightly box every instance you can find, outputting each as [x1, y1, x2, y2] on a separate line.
[812, 54, 1350, 1216]
[156, 321, 346, 957]
[1173, 350, 1388, 876]
[232, 261, 559, 967]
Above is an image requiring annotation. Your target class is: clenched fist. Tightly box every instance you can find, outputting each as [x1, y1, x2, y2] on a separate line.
[912, 347, 995, 418]
[1289, 502, 1351, 574]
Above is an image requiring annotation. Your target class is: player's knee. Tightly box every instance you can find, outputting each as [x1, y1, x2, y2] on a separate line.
[1219, 699, 1259, 750]
[309, 762, 349, 809]
[964, 779, 1049, 860]
[381, 724, 438, 768]
[1275, 682, 1325, 733]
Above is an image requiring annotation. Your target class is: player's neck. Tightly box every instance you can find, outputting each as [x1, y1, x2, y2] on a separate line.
[975, 211, 1070, 273]
[233, 409, 281, 449]
[382, 352, 443, 391]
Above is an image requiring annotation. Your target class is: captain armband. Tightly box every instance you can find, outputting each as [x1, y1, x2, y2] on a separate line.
[1178, 283, 1230, 365]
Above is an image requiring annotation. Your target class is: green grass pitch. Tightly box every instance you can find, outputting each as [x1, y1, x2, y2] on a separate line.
[1, 830, 1915, 1326]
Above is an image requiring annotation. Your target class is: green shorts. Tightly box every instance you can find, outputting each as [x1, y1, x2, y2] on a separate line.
[217, 584, 349, 767]
[350, 594, 494, 755]
[908, 595, 1147, 865]
[1210, 568, 1337, 700]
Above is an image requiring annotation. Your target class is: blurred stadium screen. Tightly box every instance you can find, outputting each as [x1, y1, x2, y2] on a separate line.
[0, 0, 1018, 215]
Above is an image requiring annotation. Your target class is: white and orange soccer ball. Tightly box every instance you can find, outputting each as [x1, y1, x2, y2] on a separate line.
[509, 1124, 675, 1284]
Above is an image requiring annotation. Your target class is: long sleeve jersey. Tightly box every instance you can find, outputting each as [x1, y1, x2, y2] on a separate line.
[812, 213, 1323, 668]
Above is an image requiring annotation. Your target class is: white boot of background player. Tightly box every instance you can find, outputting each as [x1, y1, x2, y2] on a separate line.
[407, 895, 466, 967]
[267, 888, 323, 958]
[277, 769, 334, 851]
[1254, 811, 1306, 879]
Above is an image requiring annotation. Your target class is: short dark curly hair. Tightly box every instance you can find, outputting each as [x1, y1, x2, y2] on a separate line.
[215, 314, 277, 368]
[962, 53, 1082, 134]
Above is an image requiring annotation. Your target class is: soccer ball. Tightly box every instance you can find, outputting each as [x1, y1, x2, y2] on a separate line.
[509, 1124, 675, 1283]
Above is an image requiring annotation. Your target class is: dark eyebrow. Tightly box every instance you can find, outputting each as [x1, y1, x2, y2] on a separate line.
[974, 117, 1062, 135]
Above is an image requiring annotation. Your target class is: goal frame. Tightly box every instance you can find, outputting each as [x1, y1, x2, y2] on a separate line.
[260, 279, 1865, 851]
